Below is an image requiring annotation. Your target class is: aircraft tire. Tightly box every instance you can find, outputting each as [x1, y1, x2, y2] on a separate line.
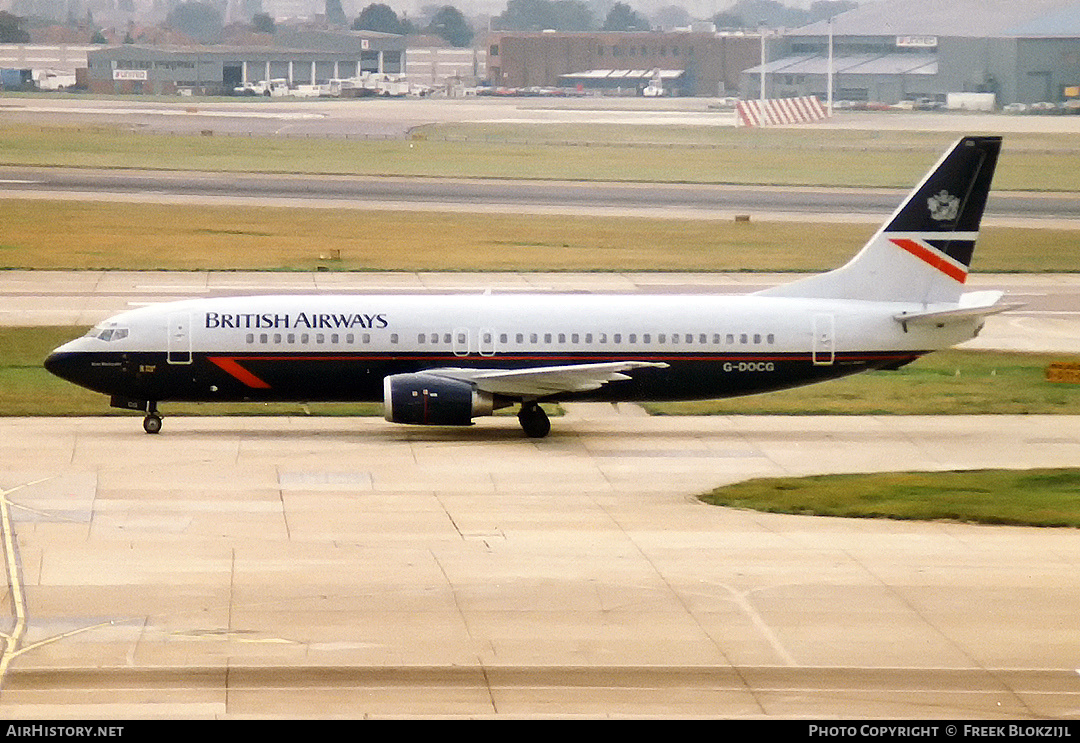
[143, 414, 163, 434]
[518, 403, 550, 439]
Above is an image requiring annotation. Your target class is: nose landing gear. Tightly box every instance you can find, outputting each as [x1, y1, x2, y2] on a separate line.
[143, 402, 162, 434]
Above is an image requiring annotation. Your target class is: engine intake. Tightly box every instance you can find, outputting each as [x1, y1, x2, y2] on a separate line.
[383, 373, 494, 426]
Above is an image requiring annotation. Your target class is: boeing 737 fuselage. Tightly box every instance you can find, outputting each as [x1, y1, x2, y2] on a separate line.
[45, 136, 1013, 438]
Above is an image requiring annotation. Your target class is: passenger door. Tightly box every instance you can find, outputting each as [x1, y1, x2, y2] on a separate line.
[812, 313, 835, 366]
[167, 313, 192, 365]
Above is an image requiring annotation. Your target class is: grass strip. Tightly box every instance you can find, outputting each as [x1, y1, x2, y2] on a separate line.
[700, 469, 1080, 527]
[1, 123, 1080, 190]
[2, 199, 1080, 272]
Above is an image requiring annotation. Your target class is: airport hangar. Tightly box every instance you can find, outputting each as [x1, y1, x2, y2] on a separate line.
[743, 0, 1080, 106]
[486, 30, 760, 97]
[84, 28, 406, 95]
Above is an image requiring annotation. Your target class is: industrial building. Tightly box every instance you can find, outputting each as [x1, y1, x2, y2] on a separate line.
[403, 46, 485, 92]
[487, 31, 759, 97]
[743, 0, 1080, 107]
[85, 29, 406, 95]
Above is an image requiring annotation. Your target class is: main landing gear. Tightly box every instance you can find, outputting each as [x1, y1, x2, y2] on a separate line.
[143, 402, 162, 435]
[517, 402, 550, 439]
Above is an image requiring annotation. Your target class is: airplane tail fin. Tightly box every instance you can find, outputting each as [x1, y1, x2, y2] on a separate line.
[758, 135, 1002, 305]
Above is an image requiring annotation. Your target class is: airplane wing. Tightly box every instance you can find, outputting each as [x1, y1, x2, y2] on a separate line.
[428, 361, 668, 398]
[893, 291, 1023, 328]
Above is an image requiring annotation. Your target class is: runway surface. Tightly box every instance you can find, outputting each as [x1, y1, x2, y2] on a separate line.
[1, 166, 1078, 226]
[5, 96, 1080, 136]
[2, 413, 1080, 718]
[2, 96, 1079, 227]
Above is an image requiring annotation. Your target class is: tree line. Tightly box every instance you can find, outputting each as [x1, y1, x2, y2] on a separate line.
[1, 1, 858, 49]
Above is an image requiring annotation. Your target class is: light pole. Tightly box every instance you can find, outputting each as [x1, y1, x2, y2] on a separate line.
[759, 21, 767, 107]
[827, 17, 834, 115]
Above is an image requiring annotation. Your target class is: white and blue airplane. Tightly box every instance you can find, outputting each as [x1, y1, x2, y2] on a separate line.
[46, 135, 1012, 438]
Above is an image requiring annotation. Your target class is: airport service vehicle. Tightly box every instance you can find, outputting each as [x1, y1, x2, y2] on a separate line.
[45, 136, 1011, 438]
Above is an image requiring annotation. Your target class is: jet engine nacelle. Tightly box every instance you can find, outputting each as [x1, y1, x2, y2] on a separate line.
[383, 373, 495, 426]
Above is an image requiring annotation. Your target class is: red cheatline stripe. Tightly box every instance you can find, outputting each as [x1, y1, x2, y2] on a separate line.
[889, 238, 968, 283]
[208, 356, 271, 388]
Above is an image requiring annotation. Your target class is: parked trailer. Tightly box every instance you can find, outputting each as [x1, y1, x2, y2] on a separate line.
[0, 68, 32, 90]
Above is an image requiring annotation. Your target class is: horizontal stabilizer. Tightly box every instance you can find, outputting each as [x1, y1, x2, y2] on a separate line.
[893, 291, 1022, 328]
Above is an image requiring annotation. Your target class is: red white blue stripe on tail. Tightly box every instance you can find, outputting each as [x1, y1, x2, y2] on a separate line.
[888, 233, 978, 284]
[759, 136, 1001, 304]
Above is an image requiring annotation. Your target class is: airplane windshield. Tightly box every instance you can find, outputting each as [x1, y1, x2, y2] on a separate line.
[86, 325, 129, 342]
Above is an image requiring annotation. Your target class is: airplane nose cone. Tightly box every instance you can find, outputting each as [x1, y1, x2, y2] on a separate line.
[44, 348, 79, 384]
[45, 345, 114, 396]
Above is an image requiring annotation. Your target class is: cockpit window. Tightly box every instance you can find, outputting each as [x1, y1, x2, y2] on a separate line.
[86, 325, 129, 342]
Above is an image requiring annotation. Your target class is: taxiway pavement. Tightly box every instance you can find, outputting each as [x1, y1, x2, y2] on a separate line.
[1, 413, 1079, 718]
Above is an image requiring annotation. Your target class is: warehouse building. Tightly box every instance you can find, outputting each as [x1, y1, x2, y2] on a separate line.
[487, 31, 759, 96]
[743, 0, 1080, 106]
[85, 29, 405, 95]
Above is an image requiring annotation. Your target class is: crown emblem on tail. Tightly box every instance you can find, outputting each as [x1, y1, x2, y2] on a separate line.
[928, 190, 960, 221]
